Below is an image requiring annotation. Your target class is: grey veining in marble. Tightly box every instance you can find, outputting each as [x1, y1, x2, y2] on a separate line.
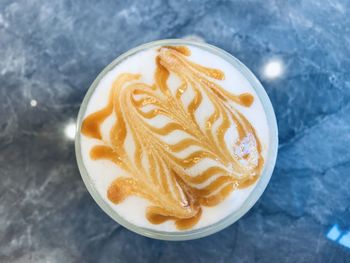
[1, 0, 350, 262]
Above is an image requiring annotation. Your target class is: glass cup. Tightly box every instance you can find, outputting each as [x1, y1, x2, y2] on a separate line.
[75, 39, 278, 240]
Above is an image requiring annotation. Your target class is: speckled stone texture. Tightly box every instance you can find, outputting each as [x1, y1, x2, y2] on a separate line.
[1, 0, 350, 262]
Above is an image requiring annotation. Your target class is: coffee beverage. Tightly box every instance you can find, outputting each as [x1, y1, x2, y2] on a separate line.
[79, 44, 269, 231]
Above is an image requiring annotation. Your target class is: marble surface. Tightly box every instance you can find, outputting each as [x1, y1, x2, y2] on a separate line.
[1, 0, 350, 262]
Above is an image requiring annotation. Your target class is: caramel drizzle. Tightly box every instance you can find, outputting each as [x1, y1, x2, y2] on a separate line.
[81, 46, 264, 230]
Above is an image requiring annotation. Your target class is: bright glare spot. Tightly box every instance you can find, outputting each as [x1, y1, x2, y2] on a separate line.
[326, 224, 350, 249]
[263, 59, 284, 79]
[339, 231, 350, 248]
[327, 224, 341, 241]
[30, 99, 37, 107]
[64, 122, 76, 140]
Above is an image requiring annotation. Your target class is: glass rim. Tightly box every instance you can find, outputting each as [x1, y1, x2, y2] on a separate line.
[75, 39, 278, 241]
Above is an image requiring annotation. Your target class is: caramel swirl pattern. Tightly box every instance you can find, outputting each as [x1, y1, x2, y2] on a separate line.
[81, 46, 264, 230]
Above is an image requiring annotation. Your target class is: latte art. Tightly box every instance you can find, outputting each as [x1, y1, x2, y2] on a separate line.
[81, 46, 264, 230]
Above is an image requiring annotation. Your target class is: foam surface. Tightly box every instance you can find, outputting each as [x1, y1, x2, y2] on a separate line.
[80, 45, 269, 231]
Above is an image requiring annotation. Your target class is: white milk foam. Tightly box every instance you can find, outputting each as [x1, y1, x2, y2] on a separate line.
[80, 45, 269, 232]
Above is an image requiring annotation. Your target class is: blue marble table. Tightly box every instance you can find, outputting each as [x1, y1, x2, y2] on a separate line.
[1, 0, 350, 262]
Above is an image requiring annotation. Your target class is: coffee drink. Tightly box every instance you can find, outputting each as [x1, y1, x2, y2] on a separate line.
[79, 44, 269, 231]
